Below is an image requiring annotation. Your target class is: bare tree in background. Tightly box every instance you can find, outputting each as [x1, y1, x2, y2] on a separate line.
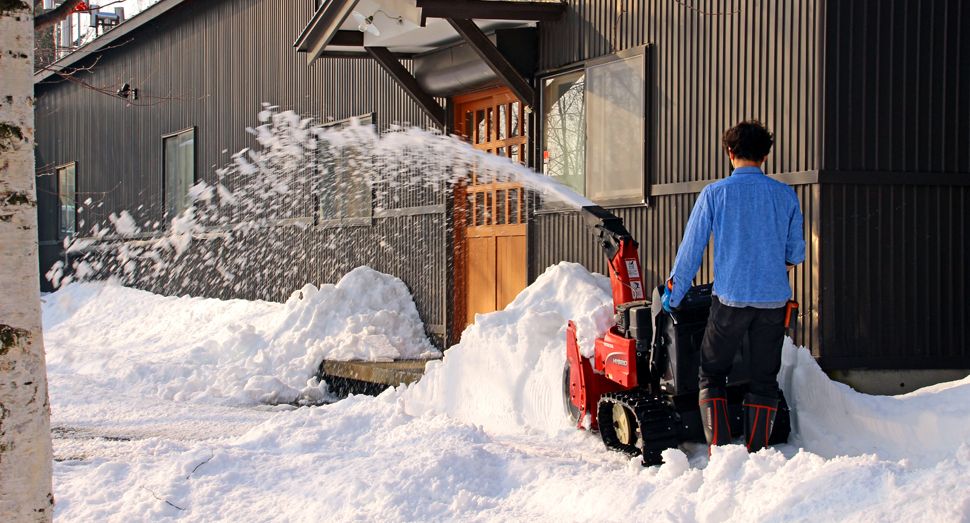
[0, 1, 78, 521]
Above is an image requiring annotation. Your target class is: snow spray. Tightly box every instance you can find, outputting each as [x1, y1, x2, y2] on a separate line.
[48, 106, 591, 299]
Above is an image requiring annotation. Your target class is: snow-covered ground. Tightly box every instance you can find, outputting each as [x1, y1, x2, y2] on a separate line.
[46, 264, 970, 522]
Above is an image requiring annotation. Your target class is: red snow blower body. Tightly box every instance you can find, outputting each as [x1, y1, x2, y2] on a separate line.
[563, 206, 793, 465]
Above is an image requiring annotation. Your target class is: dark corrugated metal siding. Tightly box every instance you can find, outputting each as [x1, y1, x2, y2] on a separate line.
[34, 0, 449, 346]
[819, 184, 970, 368]
[816, 0, 970, 368]
[534, 0, 823, 354]
[822, 183, 970, 367]
[822, 0, 970, 175]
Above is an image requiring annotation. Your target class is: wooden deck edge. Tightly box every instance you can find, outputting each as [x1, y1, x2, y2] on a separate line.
[320, 358, 439, 387]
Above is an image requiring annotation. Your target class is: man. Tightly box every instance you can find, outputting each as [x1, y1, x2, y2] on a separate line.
[662, 120, 805, 453]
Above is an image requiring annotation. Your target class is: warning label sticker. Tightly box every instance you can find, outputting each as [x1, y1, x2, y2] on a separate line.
[625, 260, 640, 279]
[631, 280, 644, 300]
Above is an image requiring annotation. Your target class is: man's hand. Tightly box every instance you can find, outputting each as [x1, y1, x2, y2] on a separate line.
[662, 280, 674, 312]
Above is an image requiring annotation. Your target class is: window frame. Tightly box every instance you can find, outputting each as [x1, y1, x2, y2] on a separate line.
[316, 113, 375, 229]
[161, 126, 197, 220]
[537, 44, 651, 210]
[55, 161, 77, 240]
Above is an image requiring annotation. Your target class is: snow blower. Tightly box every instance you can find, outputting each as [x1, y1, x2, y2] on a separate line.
[563, 205, 794, 465]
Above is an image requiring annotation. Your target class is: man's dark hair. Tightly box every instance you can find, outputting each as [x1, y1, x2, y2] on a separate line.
[722, 120, 773, 161]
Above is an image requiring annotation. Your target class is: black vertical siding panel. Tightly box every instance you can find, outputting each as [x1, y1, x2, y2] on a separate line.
[820, 183, 970, 367]
[820, 0, 970, 175]
[774, 0, 970, 367]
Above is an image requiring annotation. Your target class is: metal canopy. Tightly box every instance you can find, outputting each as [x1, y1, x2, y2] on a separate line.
[294, 0, 561, 126]
[294, 0, 563, 62]
[293, 0, 362, 63]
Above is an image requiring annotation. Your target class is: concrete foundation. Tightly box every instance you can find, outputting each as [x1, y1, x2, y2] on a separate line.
[826, 369, 970, 396]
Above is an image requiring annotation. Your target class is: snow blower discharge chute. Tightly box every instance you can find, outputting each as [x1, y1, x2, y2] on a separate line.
[563, 205, 796, 466]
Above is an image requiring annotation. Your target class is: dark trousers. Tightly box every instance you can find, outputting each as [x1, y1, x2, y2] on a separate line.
[698, 296, 786, 398]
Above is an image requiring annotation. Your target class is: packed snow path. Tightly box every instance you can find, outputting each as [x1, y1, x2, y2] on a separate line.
[45, 264, 970, 522]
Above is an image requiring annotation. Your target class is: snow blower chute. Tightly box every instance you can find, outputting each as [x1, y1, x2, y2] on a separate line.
[563, 205, 793, 465]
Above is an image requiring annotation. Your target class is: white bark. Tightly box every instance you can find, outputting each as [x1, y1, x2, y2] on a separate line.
[0, 2, 55, 522]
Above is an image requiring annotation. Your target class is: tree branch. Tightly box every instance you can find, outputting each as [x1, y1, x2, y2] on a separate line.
[35, 0, 84, 31]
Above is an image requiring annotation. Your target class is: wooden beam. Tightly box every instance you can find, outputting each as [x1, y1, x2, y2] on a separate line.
[329, 30, 365, 47]
[446, 18, 536, 109]
[315, 50, 416, 59]
[418, 0, 565, 23]
[293, 0, 360, 64]
[317, 51, 372, 59]
[365, 47, 446, 129]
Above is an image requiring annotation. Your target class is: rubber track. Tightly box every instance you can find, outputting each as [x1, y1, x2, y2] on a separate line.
[597, 391, 679, 466]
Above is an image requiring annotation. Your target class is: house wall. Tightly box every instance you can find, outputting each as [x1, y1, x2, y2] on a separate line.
[816, 0, 970, 368]
[533, 0, 970, 369]
[532, 0, 824, 353]
[34, 0, 451, 347]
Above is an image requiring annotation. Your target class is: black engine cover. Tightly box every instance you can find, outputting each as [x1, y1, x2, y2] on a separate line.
[651, 284, 750, 395]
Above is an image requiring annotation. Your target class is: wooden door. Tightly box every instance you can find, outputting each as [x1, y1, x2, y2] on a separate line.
[454, 87, 529, 330]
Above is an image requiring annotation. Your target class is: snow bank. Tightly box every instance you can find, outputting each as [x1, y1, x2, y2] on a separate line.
[403, 262, 617, 435]
[780, 344, 970, 468]
[404, 262, 970, 469]
[43, 267, 439, 405]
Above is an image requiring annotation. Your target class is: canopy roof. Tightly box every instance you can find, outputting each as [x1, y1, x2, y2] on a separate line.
[294, 0, 564, 62]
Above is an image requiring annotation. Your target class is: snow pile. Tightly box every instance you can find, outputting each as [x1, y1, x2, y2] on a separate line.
[403, 262, 615, 435]
[51, 392, 970, 522]
[780, 346, 970, 468]
[43, 266, 439, 405]
[404, 262, 970, 469]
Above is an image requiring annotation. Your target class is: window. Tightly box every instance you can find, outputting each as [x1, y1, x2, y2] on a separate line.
[541, 46, 648, 207]
[56, 163, 76, 239]
[163, 128, 196, 218]
[317, 114, 373, 227]
[542, 71, 585, 195]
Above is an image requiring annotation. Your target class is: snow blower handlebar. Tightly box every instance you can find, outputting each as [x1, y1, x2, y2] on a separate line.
[580, 205, 646, 307]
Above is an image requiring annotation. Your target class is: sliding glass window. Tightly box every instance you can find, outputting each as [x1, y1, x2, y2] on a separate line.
[585, 54, 645, 203]
[540, 46, 649, 207]
[542, 70, 586, 197]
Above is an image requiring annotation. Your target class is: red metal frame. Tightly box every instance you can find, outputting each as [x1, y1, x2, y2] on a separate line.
[566, 238, 643, 430]
[607, 239, 646, 305]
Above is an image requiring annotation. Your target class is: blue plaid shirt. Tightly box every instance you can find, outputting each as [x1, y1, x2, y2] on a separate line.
[668, 167, 806, 308]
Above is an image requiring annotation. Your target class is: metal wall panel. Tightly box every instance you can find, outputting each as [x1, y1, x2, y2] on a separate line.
[819, 183, 970, 368]
[822, 0, 970, 175]
[814, 0, 970, 367]
[33, 0, 448, 345]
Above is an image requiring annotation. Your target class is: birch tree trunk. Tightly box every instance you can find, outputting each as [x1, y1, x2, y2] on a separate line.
[0, 2, 54, 522]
